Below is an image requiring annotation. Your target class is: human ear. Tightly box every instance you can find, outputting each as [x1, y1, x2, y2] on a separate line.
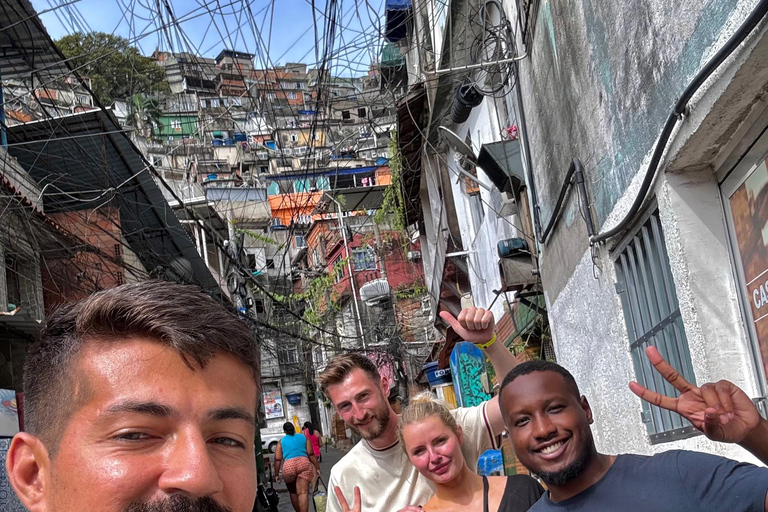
[6, 432, 50, 512]
[580, 396, 594, 425]
[380, 376, 390, 398]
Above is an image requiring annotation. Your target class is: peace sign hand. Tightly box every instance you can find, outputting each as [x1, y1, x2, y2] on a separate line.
[439, 308, 495, 346]
[629, 346, 761, 444]
[334, 486, 361, 512]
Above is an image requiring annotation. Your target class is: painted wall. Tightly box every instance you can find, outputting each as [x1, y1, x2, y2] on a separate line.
[517, 0, 768, 459]
[518, 0, 757, 302]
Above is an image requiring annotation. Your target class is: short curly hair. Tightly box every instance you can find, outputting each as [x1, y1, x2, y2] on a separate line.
[23, 280, 259, 454]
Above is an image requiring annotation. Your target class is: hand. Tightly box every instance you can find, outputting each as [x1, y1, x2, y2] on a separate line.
[334, 486, 361, 512]
[274, 474, 282, 483]
[439, 308, 495, 345]
[629, 346, 761, 444]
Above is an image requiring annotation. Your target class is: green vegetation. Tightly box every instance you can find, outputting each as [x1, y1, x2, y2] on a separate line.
[56, 32, 170, 104]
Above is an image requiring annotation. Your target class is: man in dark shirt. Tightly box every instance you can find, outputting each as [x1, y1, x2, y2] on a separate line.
[499, 347, 768, 511]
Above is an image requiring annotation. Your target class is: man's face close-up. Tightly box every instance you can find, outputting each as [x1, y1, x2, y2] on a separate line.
[501, 371, 595, 487]
[326, 368, 391, 441]
[35, 339, 258, 512]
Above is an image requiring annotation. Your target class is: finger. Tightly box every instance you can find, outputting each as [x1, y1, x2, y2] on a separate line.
[473, 309, 487, 330]
[334, 486, 351, 512]
[702, 407, 725, 439]
[439, 310, 461, 331]
[700, 383, 727, 419]
[714, 380, 736, 420]
[463, 308, 476, 331]
[480, 309, 493, 330]
[628, 381, 679, 411]
[645, 346, 695, 394]
[353, 487, 361, 512]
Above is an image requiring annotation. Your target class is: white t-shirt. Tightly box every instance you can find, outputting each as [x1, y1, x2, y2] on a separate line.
[327, 402, 498, 512]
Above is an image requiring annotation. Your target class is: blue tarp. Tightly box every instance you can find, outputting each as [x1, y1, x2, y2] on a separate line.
[477, 450, 504, 476]
[385, 0, 411, 43]
[386, 0, 411, 9]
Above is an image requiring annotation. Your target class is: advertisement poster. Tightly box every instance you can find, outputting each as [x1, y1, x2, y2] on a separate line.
[263, 388, 284, 419]
[728, 154, 768, 380]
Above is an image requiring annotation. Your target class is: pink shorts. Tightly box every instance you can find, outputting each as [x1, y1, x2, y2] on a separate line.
[282, 456, 315, 484]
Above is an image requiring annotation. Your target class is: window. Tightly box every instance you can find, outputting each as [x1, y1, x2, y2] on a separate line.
[332, 256, 344, 283]
[517, 0, 541, 48]
[5, 257, 20, 308]
[171, 119, 182, 132]
[231, 97, 242, 106]
[352, 248, 376, 271]
[210, 98, 221, 107]
[614, 208, 697, 443]
[200, 99, 207, 108]
[152, 156, 163, 167]
[286, 92, 297, 100]
[341, 110, 350, 120]
[266, 258, 276, 269]
[290, 133, 299, 142]
[313, 247, 321, 266]
[295, 235, 307, 248]
[278, 344, 299, 365]
[358, 108, 367, 118]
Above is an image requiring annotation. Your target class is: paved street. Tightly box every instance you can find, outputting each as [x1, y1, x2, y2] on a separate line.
[264, 445, 348, 512]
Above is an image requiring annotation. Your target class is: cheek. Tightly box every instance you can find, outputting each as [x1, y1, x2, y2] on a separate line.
[220, 464, 257, 508]
[51, 450, 160, 509]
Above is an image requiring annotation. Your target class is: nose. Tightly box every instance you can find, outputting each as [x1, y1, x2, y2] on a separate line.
[158, 430, 225, 498]
[531, 414, 558, 441]
[351, 403, 367, 421]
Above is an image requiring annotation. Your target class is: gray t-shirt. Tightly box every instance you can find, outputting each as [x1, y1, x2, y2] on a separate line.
[530, 450, 768, 512]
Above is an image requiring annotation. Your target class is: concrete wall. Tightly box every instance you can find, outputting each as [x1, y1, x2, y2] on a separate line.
[518, 0, 760, 302]
[521, 0, 768, 460]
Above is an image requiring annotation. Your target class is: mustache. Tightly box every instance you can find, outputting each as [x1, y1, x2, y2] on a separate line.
[126, 495, 233, 512]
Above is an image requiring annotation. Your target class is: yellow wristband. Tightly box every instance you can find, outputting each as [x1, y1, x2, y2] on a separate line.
[476, 333, 497, 350]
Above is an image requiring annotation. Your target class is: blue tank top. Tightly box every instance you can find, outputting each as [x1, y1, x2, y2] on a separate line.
[281, 433, 307, 460]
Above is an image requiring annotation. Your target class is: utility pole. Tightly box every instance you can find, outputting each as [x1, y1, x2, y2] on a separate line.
[334, 198, 366, 349]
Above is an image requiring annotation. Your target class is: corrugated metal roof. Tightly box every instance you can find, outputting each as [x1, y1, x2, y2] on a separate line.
[0, 0, 72, 79]
[6, 109, 224, 300]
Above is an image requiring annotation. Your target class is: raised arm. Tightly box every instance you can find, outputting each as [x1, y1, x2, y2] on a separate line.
[629, 346, 768, 466]
[439, 308, 520, 434]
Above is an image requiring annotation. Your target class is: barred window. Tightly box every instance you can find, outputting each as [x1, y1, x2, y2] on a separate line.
[614, 208, 698, 444]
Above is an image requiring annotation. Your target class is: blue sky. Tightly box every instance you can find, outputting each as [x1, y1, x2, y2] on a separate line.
[32, 0, 386, 76]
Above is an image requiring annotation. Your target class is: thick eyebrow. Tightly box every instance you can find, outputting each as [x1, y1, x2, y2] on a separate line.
[104, 401, 177, 418]
[207, 407, 256, 425]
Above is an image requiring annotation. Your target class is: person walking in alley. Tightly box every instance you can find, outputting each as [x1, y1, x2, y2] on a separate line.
[304, 421, 323, 463]
[5, 280, 261, 512]
[320, 307, 521, 512]
[499, 348, 768, 511]
[275, 421, 321, 512]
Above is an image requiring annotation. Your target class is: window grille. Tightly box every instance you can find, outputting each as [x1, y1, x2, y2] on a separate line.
[352, 248, 376, 271]
[614, 208, 699, 444]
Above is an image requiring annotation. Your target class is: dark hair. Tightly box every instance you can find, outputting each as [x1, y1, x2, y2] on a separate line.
[500, 360, 581, 405]
[303, 421, 315, 432]
[24, 280, 259, 453]
[319, 353, 381, 393]
[283, 422, 296, 435]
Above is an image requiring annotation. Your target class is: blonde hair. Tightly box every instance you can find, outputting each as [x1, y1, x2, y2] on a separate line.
[397, 392, 459, 449]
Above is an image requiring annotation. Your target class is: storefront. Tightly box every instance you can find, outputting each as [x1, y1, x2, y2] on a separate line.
[720, 104, 768, 416]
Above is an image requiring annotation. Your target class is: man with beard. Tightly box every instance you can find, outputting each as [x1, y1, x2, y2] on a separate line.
[5, 281, 260, 512]
[320, 308, 521, 512]
[499, 349, 768, 511]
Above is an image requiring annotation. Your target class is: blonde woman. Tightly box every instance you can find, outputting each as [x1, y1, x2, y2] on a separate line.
[334, 393, 543, 512]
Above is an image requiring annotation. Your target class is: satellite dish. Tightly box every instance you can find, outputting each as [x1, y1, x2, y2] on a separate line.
[439, 126, 477, 163]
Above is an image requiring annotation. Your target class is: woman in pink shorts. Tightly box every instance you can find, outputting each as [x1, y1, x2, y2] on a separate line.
[275, 422, 320, 512]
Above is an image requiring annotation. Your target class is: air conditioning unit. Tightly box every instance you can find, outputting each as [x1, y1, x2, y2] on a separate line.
[294, 146, 309, 156]
[256, 151, 269, 160]
[282, 148, 293, 156]
[498, 191, 518, 217]
[407, 250, 421, 261]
